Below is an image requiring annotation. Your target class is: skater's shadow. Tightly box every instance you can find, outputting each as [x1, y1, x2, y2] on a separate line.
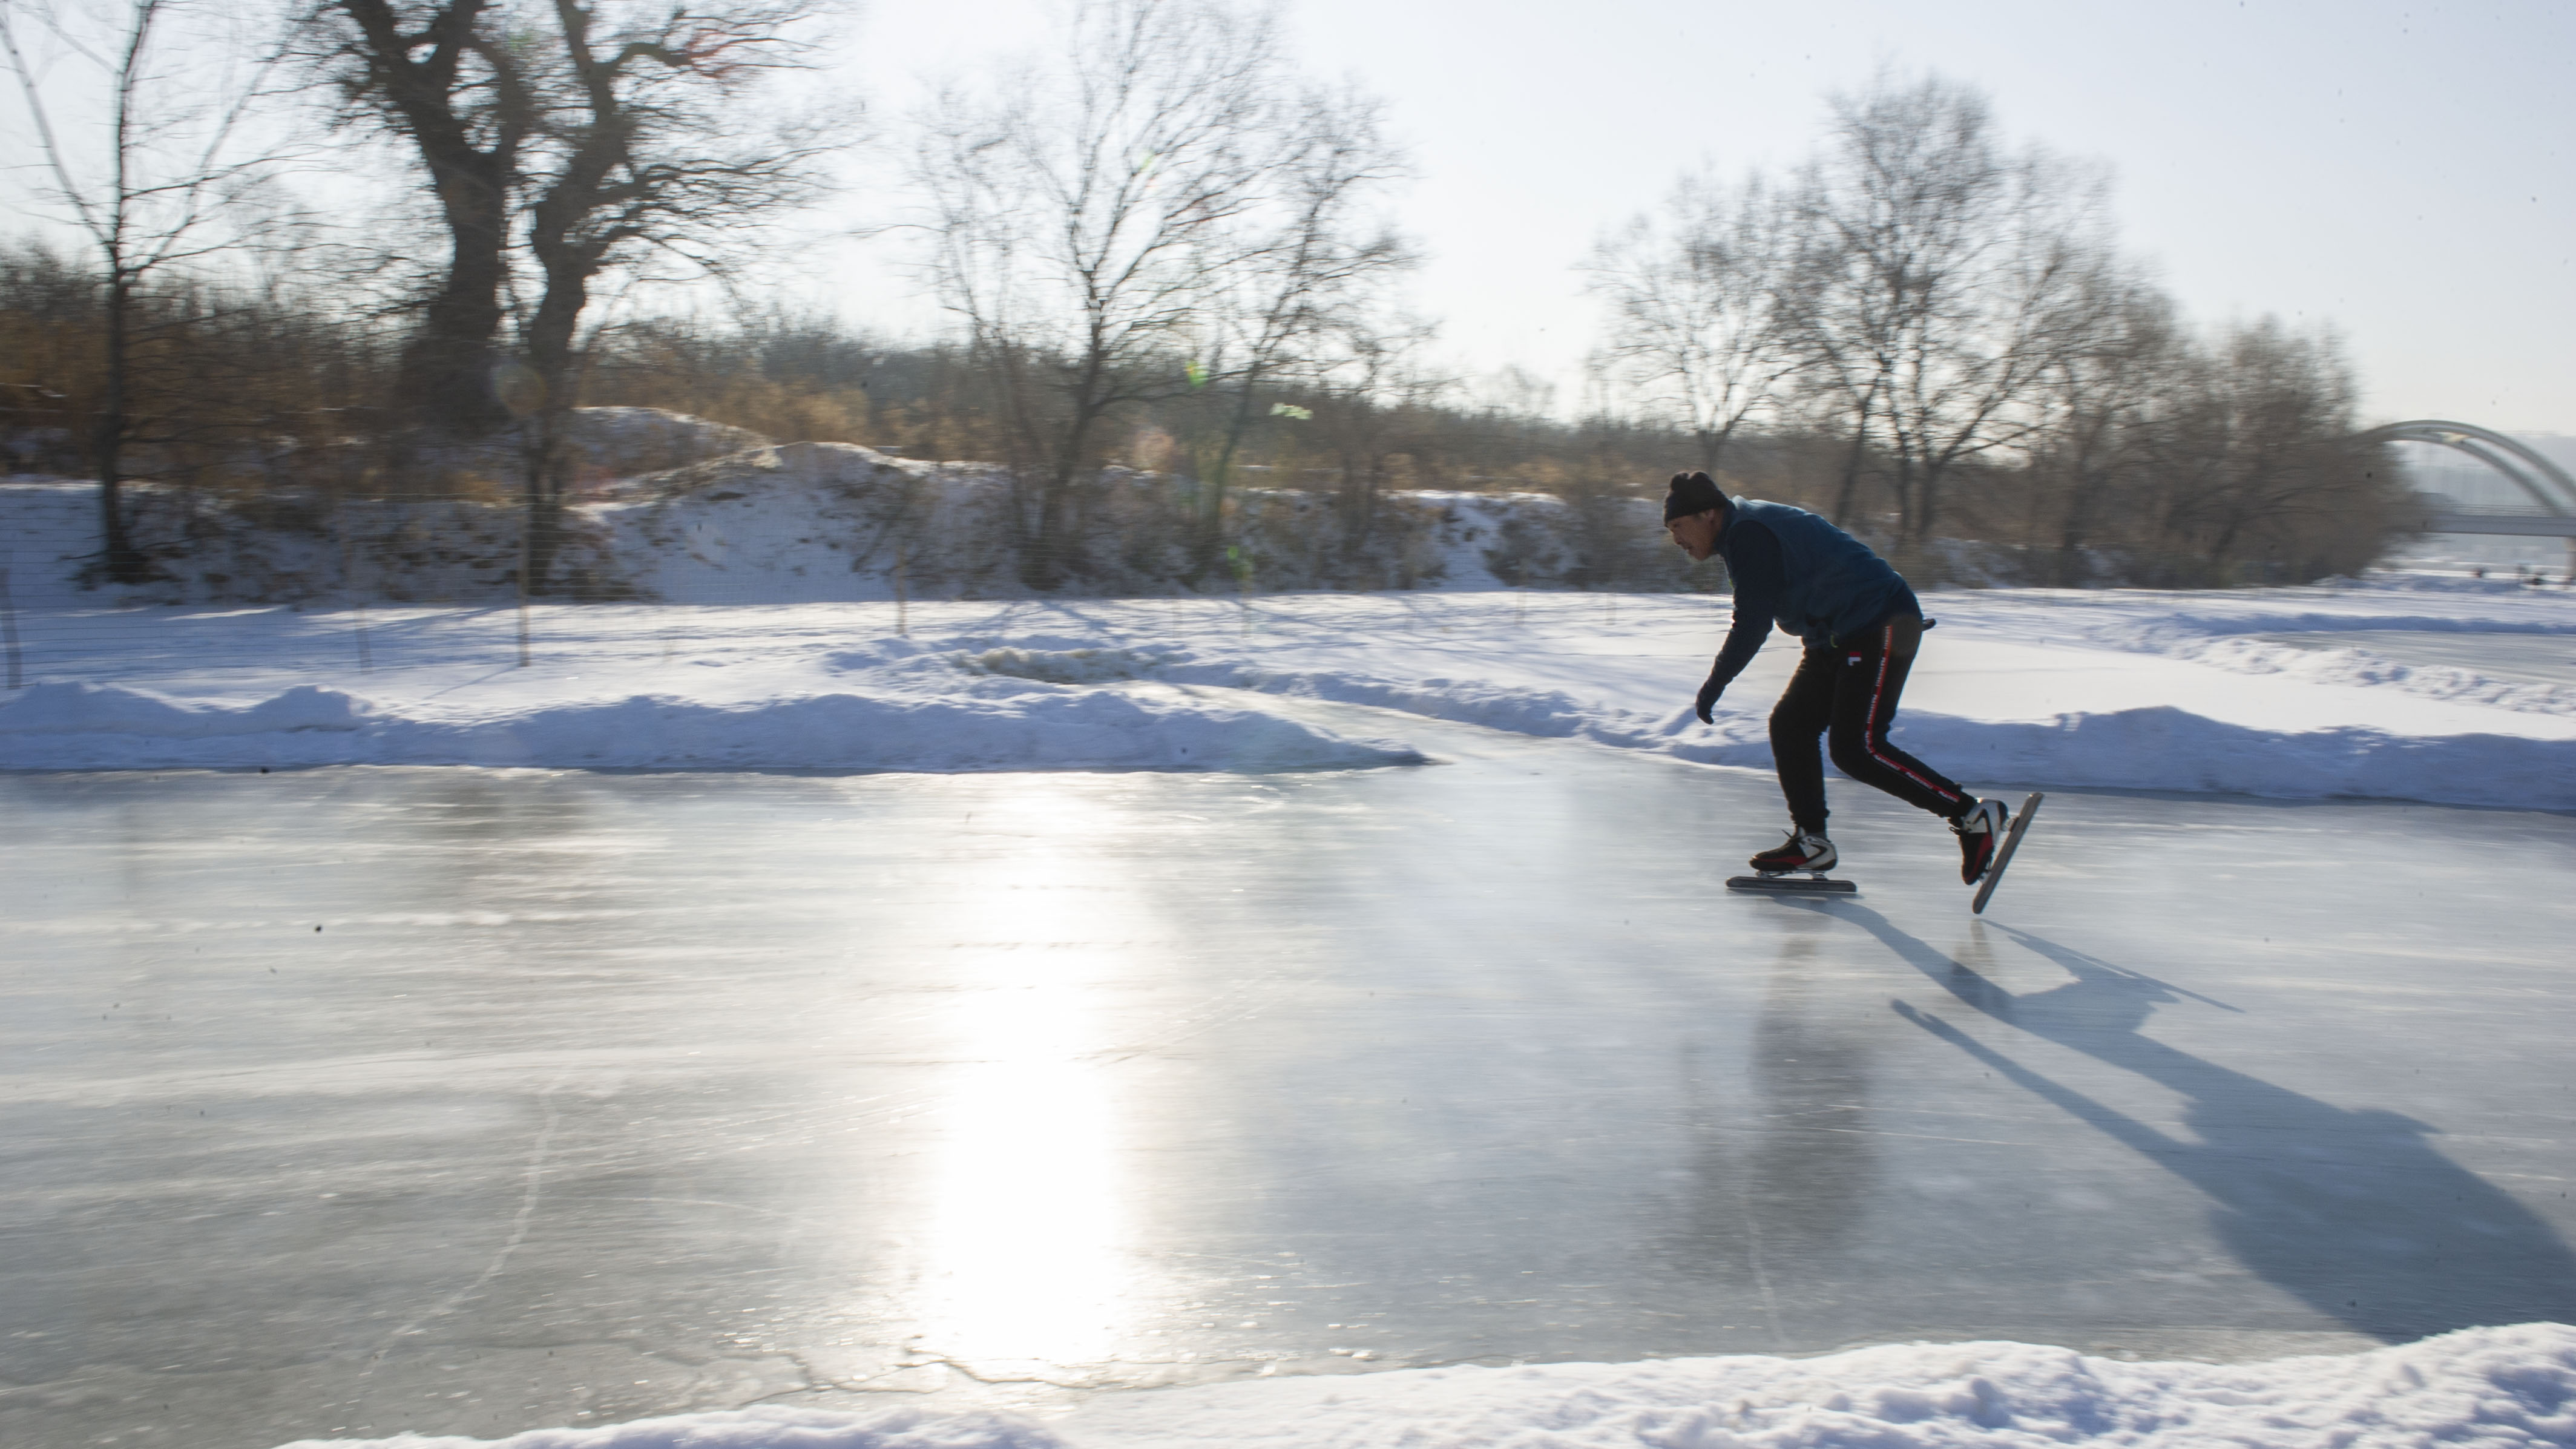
[1844, 905, 2576, 1342]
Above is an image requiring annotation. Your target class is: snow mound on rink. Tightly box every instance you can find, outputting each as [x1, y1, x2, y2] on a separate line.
[5, 576, 2574, 803]
[1870, 707, 2576, 812]
[0, 680, 377, 736]
[278, 1322, 2576, 1448]
[0, 679, 1424, 773]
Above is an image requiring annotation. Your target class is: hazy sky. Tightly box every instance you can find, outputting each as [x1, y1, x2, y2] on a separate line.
[836, 0, 2574, 436]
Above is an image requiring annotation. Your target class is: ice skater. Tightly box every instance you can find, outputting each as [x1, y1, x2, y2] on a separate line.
[1661, 470, 2009, 884]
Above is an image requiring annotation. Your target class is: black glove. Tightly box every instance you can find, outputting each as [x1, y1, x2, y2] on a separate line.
[1694, 671, 1724, 724]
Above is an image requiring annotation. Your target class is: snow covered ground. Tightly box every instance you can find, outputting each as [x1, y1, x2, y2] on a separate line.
[276, 1324, 2576, 1449]
[5, 571, 2574, 809]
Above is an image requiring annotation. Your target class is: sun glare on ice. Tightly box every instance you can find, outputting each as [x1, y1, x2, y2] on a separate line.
[916, 792, 1140, 1374]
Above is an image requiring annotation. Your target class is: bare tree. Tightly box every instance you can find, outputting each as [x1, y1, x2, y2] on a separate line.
[1779, 74, 2111, 548]
[511, 0, 835, 588]
[912, 0, 1315, 590]
[303, 0, 830, 459]
[1309, 309, 1441, 554]
[2022, 266, 2178, 582]
[1771, 182, 1899, 532]
[2144, 320, 2393, 582]
[2, 0, 294, 580]
[1585, 169, 1799, 476]
[1193, 80, 1409, 570]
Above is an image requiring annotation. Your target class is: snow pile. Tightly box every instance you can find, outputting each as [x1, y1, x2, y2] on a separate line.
[960, 646, 1166, 685]
[0, 680, 376, 737]
[4, 562, 2574, 804]
[1812, 706, 2576, 809]
[280, 1322, 2576, 1449]
[0, 675, 1422, 772]
[2178, 634, 2576, 714]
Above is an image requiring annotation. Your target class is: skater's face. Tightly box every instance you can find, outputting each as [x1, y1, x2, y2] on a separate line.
[1667, 508, 1723, 561]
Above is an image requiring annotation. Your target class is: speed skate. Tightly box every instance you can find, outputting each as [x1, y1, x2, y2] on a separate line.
[1729, 826, 1858, 895]
[1726, 872, 1858, 896]
[1970, 791, 2045, 915]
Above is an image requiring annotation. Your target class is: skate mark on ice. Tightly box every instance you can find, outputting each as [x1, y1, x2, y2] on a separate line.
[367, 1068, 570, 1364]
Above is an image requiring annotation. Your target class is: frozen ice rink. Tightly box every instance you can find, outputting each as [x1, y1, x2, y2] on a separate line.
[5, 712, 2573, 1449]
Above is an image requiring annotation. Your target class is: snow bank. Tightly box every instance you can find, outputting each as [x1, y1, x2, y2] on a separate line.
[875, 597, 2576, 809]
[0, 680, 376, 737]
[5, 553, 2574, 804]
[280, 1322, 2576, 1449]
[0, 678, 1424, 773]
[1829, 708, 2576, 812]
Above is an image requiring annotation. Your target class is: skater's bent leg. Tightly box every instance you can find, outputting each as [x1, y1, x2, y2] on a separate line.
[1770, 647, 1838, 832]
[1825, 618, 1974, 818]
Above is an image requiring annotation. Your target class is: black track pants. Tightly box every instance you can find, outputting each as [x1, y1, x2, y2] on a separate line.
[1769, 614, 1973, 833]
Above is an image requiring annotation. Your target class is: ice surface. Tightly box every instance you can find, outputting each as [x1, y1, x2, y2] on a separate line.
[5, 743, 2573, 1449]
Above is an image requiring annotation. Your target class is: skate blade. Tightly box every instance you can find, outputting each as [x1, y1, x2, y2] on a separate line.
[1970, 791, 2045, 915]
[1726, 875, 1857, 896]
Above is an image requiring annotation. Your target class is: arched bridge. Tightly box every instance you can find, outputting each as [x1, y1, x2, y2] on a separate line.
[2361, 419, 2576, 538]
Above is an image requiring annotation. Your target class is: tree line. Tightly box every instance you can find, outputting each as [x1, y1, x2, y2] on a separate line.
[2, 0, 2404, 593]
[1586, 75, 2402, 586]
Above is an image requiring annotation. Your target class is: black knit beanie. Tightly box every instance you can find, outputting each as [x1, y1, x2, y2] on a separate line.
[1663, 470, 1727, 523]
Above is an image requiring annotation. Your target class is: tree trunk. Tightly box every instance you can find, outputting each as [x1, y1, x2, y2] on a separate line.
[2054, 426, 2106, 585]
[1336, 439, 1379, 556]
[333, 0, 519, 436]
[1890, 427, 1920, 545]
[1027, 406, 1102, 593]
[518, 218, 597, 594]
[96, 256, 150, 582]
[1027, 331, 1114, 590]
[1828, 383, 1877, 528]
[518, 427, 568, 594]
[1917, 458, 1948, 544]
[1202, 362, 1269, 576]
[395, 166, 512, 436]
[2054, 471, 2093, 587]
